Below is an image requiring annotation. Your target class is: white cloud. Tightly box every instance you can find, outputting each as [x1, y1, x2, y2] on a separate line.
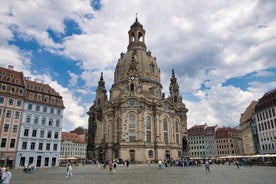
[68, 71, 79, 87]
[0, 45, 31, 71]
[1, 0, 275, 131]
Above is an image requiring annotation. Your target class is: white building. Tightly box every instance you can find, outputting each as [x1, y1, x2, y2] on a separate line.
[254, 89, 276, 154]
[15, 78, 64, 168]
[61, 132, 87, 160]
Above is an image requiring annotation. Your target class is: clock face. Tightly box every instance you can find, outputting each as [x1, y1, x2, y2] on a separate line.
[130, 76, 135, 80]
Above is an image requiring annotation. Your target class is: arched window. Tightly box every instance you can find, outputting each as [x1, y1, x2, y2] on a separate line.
[148, 150, 153, 158]
[103, 119, 107, 142]
[129, 114, 136, 142]
[163, 118, 168, 131]
[175, 121, 179, 144]
[131, 32, 135, 42]
[129, 114, 135, 128]
[146, 116, 151, 129]
[146, 116, 151, 143]
[138, 32, 143, 42]
[116, 118, 121, 143]
[163, 118, 168, 144]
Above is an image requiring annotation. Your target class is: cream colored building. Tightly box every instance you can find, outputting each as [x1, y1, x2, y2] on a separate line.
[87, 17, 188, 163]
[61, 132, 87, 159]
[240, 101, 258, 155]
[254, 89, 276, 154]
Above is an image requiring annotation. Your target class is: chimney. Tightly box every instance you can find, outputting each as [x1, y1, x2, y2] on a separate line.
[8, 65, 14, 70]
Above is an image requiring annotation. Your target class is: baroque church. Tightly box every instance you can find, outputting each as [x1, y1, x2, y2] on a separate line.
[87, 17, 188, 163]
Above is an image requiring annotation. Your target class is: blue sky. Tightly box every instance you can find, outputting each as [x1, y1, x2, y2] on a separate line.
[1, 0, 275, 131]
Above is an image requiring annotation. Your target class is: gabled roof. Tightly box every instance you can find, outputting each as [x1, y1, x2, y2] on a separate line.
[62, 132, 86, 143]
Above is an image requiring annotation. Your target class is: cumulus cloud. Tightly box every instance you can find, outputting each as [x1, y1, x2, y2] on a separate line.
[68, 71, 79, 86]
[1, 0, 275, 131]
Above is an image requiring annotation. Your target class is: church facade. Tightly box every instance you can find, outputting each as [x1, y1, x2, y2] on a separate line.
[87, 17, 188, 163]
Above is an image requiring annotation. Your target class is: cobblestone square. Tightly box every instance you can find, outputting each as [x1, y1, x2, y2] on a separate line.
[10, 164, 276, 184]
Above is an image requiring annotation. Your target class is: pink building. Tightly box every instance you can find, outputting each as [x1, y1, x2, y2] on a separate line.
[0, 65, 25, 167]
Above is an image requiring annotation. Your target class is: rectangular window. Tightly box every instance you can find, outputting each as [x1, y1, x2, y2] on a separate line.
[1, 84, 7, 92]
[10, 139, 15, 148]
[53, 144, 57, 151]
[54, 132, 59, 139]
[34, 117, 39, 124]
[0, 96, 4, 104]
[6, 110, 12, 118]
[13, 125, 18, 133]
[57, 109, 61, 115]
[29, 93, 34, 100]
[146, 131, 151, 143]
[43, 106, 47, 113]
[56, 120, 60, 127]
[3, 124, 9, 132]
[18, 88, 24, 95]
[8, 98, 14, 105]
[41, 118, 46, 125]
[47, 131, 52, 138]
[50, 108, 54, 113]
[40, 130, 45, 138]
[26, 115, 31, 123]
[48, 119, 53, 126]
[30, 142, 35, 150]
[38, 143, 43, 150]
[32, 130, 37, 137]
[176, 134, 179, 144]
[129, 130, 135, 142]
[24, 129, 29, 136]
[28, 104, 32, 110]
[36, 105, 40, 111]
[16, 100, 22, 107]
[1, 138, 7, 147]
[14, 111, 20, 119]
[22, 142, 27, 150]
[46, 143, 50, 150]
[37, 94, 42, 101]
[164, 132, 168, 144]
[51, 98, 55, 105]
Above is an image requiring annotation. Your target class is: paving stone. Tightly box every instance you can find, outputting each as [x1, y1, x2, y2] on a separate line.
[10, 164, 276, 184]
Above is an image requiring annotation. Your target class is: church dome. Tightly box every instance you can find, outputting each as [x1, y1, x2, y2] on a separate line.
[114, 18, 161, 87]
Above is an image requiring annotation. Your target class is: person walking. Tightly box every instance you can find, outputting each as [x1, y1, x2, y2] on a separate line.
[235, 160, 240, 169]
[112, 161, 117, 173]
[158, 160, 162, 170]
[109, 161, 113, 174]
[66, 164, 73, 177]
[205, 160, 210, 172]
[1, 167, 12, 184]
